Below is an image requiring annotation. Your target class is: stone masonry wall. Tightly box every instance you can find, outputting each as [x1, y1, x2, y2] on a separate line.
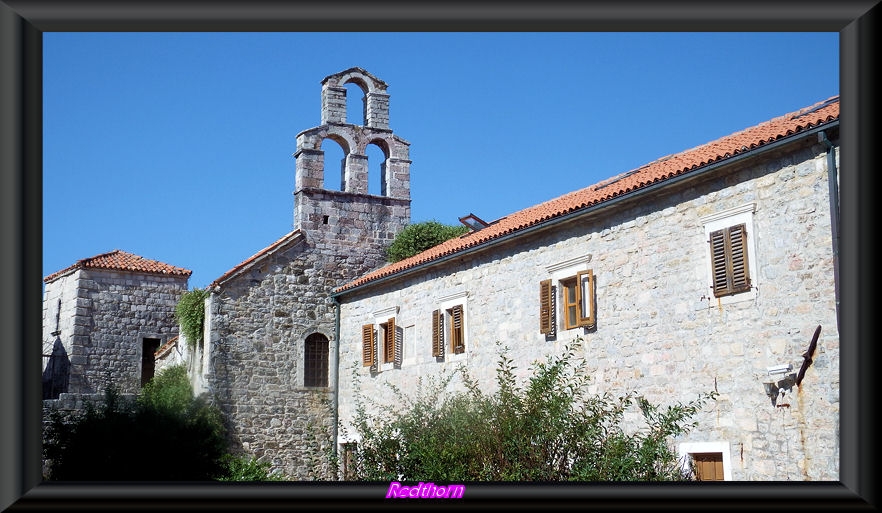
[42, 273, 82, 397]
[206, 240, 342, 479]
[338, 142, 840, 481]
[42, 269, 188, 396]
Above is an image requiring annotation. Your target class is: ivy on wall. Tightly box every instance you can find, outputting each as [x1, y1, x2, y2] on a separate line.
[175, 288, 209, 348]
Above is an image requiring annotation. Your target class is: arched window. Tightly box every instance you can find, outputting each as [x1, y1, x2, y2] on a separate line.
[345, 82, 365, 125]
[366, 142, 386, 196]
[304, 333, 329, 387]
[321, 138, 346, 191]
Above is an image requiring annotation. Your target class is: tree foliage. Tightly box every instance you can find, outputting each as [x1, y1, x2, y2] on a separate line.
[343, 339, 716, 481]
[386, 221, 468, 263]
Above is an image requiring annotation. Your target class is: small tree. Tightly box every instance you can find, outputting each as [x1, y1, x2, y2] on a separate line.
[386, 221, 468, 263]
[342, 339, 716, 481]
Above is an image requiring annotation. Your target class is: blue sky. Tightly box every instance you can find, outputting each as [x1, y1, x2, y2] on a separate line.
[43, 32, 839, 289]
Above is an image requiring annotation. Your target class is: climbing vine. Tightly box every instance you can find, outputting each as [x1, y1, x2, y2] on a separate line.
[175, 288, 209, 348]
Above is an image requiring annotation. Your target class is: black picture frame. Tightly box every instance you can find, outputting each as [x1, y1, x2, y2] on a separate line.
[2, 1, 877, 510]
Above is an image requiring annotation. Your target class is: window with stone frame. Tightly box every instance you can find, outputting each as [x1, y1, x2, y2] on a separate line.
[362, 316, 402, 370]
[701, 204, 757, 304]
[679, 441, 731, 481]
[432, 303, 466, 358]
[540, 269, 595, 334]
[304, 333, 329, 387]
[432, 292, 468, 360]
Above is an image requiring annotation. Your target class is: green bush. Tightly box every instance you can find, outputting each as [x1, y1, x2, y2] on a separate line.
[43, 365, 228, 481]
[218, 455, 285, 482]
[343, 339, 716, 481]
[386, 221, 468, 263]
[138, 364, 193, 415]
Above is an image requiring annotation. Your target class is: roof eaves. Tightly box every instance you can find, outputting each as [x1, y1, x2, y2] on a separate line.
[334, 106, 839, 297]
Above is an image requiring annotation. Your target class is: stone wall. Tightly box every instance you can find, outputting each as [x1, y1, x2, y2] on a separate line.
[337, 141, 840, 481]
[205, 240, 341, 479]
[42, 269, 188, 397]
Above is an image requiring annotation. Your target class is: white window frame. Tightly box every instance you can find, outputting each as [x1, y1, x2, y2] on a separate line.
[678, 441, 732, 481]
[701, 204, 758, 305]
[438, 290, 469, 362]
[372, 306, 399, 372]
[546, 254, 594, 333]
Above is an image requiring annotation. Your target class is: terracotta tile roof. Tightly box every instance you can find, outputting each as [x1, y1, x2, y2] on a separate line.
[209, 230, 304, 289]
[44, 250, 192, 283]
[335, 95, 839, 294]
[155, 335, 179, 358]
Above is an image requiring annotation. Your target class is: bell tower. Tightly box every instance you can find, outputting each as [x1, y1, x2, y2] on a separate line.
[293, 68, 411, 262]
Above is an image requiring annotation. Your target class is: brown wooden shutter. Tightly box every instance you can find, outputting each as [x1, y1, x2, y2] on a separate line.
[709, 224, 751, 297]
[451, 304, 465, 354]
[576, 269, 595, 327]
[709, 228, 728, 295]
[361, 324, 375, 367]
[431, 309, 444, 358]
[393, 325, 403, 369]
[728, 224, 751, 293]
[693, 453, 724, 481]
[384, 317, 396, 363]
[539, 279, 553, 334]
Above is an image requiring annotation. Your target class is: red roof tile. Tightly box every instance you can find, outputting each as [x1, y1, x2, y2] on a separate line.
[209, 230, 304, 289]
[335, 96, 840, 294]
[44, 250, 192, 283]
[155, 335, 179, 358]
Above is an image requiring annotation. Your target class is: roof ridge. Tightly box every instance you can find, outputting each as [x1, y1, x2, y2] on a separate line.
[44, 249, 192, 283]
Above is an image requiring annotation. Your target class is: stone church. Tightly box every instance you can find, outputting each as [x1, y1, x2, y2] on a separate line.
[43, 67, 840, 481]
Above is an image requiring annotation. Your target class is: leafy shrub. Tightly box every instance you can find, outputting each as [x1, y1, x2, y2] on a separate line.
[138, 364, 193, 415]
[343, 339, 715, 481]
[386, 221, 468, 263]
[43, 365, 228, 481]
[218, 455, 284, 482]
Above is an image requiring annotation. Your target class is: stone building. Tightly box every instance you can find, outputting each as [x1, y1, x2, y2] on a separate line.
[41, 68, 841, 482]
[41, 250, 191, 400]
[332, 95, 841, 481]
[186, 67, 412, 478]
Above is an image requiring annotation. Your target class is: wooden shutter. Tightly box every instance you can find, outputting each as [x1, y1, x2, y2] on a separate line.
[393, 325, 403, 369]
[576, 269, 595, 327]
[539, 279, 553, 334]
[431, 309, 444, 358]
[709, 224, 751, 297]
[361, 324, 375, 367]
[451, 304, 465, 354]
[384, 317, 396, 363]
[693, 453, 724, 481]
[727, 224, 750, 293]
